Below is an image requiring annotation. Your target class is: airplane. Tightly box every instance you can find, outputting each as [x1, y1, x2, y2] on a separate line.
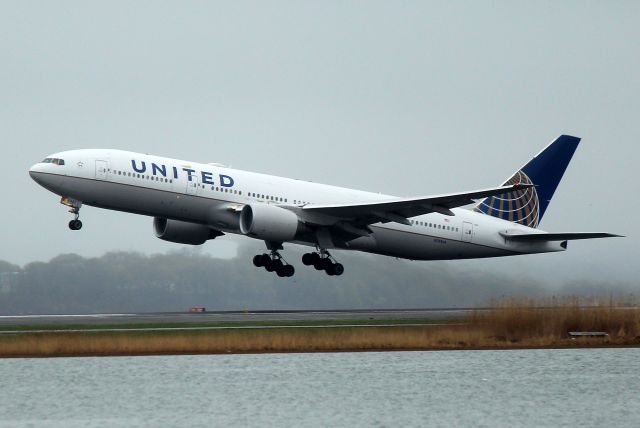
[29, 135, 620, 278]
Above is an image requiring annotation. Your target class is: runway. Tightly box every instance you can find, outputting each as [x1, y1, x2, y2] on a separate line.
[0, 309, 471, 327]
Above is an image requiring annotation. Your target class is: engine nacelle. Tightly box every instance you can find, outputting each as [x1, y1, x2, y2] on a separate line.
[239, 204, 300, 242]
[153, 217, 219, 245]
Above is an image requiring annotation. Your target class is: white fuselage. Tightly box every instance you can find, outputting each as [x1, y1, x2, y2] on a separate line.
[29, 149, 564, 260]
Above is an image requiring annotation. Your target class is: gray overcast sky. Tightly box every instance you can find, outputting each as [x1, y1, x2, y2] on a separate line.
[1, 1, 637, 285]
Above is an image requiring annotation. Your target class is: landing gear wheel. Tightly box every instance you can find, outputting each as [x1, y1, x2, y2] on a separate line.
[68, 219, 82, 230]
[283, 264, 295, 277]
[264, 259, 275, 272]
[305, 249, 344, 276]
[302, 253, 315, 266]
[276, 267, 287, 277]
[276, 263, 295, 277]
[259, 254, 271, 266]
[326, 263, 337, 276]
[266, 259, 283, 273]
[256, 244, 296, 277]
[333, 263, 344, 276]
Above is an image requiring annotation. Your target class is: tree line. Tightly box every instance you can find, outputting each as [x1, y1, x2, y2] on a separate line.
[0, 243, 633, 315]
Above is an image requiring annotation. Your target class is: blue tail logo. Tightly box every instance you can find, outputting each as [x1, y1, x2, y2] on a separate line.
[474, 135, 581, 228]
[475, 170, 540, 228]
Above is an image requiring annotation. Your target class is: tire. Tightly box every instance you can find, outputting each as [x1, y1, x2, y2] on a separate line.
[321, 258, 332, 271]
[264, 259, 275, 272]
[313, 259, 324, 270]
[276, 266, 287, 277]
[284, 265, 295, 277]
[268, 259, 283, 273]
[259, 254, 271, 266]
[68, 220, 76, 230]
[302, 253, 313, 265]
[333, 263, 344, 276]
[75, 220, 83, 230]
[253, 255, 263, 267]
[325, 263, 336, 276]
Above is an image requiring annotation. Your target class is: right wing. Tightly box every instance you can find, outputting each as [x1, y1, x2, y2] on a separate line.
[295, 184, 532, 230]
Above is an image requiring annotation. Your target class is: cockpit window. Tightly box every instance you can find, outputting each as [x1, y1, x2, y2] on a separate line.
[41, 158, 65, 165]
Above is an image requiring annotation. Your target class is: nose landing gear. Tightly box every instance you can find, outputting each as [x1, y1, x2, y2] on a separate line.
[302, 249, 344, 276]
[61, 197, 83, 231]
[68, 218, 83, 231]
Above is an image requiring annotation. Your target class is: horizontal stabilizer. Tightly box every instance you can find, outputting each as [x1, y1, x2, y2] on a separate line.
[499, 232, 623, 242]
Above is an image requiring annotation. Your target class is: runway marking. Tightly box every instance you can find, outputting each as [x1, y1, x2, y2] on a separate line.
[0, 323, 459, 335]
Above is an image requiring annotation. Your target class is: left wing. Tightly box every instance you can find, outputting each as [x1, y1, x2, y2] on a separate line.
[299, 184, 532, 227]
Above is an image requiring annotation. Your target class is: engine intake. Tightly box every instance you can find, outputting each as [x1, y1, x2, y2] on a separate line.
[239, 204, 300, 242]
[153, 217, 221, 245]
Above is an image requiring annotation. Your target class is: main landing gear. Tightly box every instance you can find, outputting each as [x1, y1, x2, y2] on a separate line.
[302, 250, 344, 276]
[252, 251, 295, 277]
[61, 197, 83, 231]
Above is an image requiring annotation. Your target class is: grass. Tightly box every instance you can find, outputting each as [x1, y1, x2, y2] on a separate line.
[0, 318, 453, 332]
[470, 296, 640, 346]
[1, 297, 639, 357]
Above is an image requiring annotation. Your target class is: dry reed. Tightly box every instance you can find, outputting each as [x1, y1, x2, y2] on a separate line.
[1, 297, 639, 357]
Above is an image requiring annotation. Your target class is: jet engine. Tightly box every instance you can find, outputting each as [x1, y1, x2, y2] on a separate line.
[153, 217, 221, 245]
[239, 204, 300, 242]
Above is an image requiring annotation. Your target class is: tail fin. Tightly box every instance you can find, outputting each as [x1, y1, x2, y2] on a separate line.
[474, 135, 580, 228]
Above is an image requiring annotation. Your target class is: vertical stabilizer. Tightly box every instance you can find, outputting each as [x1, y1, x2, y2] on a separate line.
[474, 135, 580, 228]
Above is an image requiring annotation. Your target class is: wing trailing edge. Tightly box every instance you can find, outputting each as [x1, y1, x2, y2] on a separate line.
[499, 232, 623, 242]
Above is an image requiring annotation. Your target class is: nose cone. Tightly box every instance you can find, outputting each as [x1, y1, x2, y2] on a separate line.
[29, 162, 48, 183]
[29, 162, 55, 190]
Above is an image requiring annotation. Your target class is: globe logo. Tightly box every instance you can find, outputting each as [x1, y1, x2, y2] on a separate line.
[475, 170, 540, 228]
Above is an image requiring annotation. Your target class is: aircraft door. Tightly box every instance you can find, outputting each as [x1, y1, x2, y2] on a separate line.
[462, 221, 473, 242]
[95, 160, 108, 180]
[186, 176, 200, 196]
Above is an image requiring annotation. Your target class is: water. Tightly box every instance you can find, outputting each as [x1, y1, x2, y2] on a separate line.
[0, 348, 639, 427]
